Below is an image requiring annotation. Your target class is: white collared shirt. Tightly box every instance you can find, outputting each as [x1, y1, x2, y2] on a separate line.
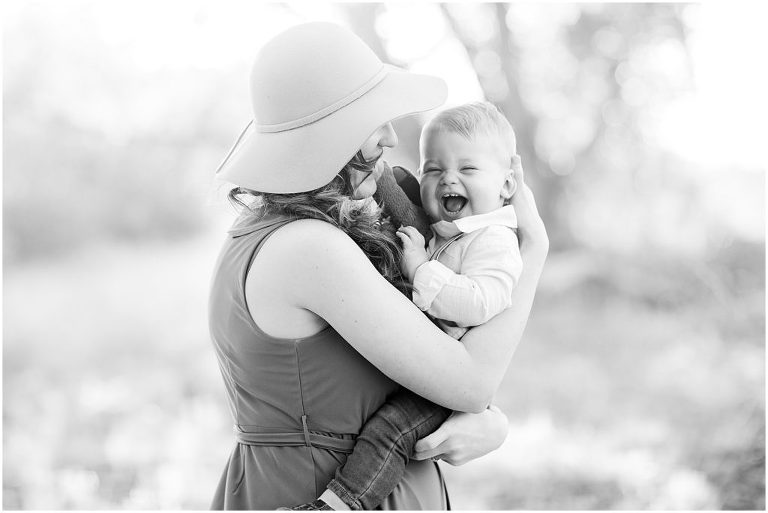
[412, 205, 523, 339]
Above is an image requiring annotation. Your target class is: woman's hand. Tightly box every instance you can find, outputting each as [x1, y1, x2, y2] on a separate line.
[510, 155, 549, 262]
[411, 405, 509, 466]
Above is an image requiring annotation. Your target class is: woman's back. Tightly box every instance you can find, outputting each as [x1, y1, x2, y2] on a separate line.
[208, 215, 448, 509]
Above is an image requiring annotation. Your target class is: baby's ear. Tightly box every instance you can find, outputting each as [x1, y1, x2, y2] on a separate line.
[501, 169, 517, 200]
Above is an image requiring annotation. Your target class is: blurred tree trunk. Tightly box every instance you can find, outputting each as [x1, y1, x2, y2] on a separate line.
[341, 3, 389, 61]
[438, 3, 692, 250]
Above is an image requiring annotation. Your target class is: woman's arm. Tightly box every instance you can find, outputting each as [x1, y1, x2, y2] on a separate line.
[265, 219, 493, 411]
[254, 160, 546, 414]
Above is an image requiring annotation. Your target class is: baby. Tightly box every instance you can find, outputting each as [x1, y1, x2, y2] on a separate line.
[288, 102, 523, 511]
[397, 101, 522, 339]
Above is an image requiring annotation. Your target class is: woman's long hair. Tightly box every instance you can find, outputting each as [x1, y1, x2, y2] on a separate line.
[228, 151, 409, 295]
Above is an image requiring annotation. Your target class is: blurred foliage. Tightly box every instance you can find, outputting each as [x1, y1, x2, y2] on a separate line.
[441, 243, 764, 509]
[3, 1, 765, 510]
[2, 1, 244, 264]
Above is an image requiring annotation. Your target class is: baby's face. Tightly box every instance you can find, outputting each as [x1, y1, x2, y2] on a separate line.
[419, 130, 514, 223]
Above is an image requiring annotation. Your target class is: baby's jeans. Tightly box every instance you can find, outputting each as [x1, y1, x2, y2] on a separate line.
[325, 388, 451, 510]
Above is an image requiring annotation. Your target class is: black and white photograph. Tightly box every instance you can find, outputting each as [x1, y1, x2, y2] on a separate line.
[3, 1, 766, 510]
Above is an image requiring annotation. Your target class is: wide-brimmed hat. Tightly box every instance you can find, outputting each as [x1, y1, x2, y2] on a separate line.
[215, 22, 448, 193]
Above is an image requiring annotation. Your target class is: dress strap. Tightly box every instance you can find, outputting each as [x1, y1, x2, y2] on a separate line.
[431, 233, 465, 261]
[233, 423, 357, 454]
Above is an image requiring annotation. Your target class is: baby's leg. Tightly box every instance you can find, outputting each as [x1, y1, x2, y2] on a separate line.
[326, 388, 451, 510]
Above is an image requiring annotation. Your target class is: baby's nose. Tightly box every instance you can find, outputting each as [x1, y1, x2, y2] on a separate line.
[439, 170, 458, 184]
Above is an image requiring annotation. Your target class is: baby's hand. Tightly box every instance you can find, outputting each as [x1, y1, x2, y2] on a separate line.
[396, 226, 428, 282]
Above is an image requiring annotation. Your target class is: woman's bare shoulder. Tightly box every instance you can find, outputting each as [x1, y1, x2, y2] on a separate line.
[263, 218, 365, 258]
[245, 218, 372, 336]
[252, 218, 376, 292]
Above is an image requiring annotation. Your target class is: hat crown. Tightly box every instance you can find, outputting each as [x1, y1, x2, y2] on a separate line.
[250, 23, 384, 128]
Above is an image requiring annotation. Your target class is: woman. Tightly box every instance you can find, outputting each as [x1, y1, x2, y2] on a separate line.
[209, 22, 548, 510]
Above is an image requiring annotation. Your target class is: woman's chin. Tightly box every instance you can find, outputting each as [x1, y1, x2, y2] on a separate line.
[351, 181, 377, 200]
[371, 159, 385, 181]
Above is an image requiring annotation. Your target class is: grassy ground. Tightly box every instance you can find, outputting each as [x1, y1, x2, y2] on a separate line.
[3, 236, 764, 509]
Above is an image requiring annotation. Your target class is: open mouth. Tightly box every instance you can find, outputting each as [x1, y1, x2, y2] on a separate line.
[441, 193, 467, 216]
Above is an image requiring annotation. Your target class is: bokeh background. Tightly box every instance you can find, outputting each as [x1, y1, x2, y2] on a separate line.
[3, 1, 765, 509]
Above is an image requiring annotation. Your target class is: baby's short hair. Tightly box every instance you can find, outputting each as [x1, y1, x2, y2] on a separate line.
[423, 101, 517, 157]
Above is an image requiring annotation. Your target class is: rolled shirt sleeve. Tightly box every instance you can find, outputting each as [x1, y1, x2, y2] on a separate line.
[412, 226, 523, 327]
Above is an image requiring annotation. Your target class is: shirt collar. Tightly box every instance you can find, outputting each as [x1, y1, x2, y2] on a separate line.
[430, 205, 518, 238]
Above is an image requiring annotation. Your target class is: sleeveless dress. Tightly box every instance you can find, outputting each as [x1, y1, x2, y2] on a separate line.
[209, 215, 449, 510]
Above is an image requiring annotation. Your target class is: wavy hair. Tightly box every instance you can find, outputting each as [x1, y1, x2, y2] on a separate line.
[228, 151, 409, 295]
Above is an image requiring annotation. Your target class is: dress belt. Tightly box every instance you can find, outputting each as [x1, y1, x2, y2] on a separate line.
[234, 415, 356, 454]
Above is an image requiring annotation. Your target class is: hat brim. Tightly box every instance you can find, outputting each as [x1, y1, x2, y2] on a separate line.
[217, 65, 447, 193]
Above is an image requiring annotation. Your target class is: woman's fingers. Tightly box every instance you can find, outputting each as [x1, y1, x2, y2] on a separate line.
[509, 155, 548, 253]
[515, 183, 541, 220]
[511, 154, 524, 181]
[510, 156, 534, 212]
[412, 442, 447, 462]
[413, 426, 450, 460]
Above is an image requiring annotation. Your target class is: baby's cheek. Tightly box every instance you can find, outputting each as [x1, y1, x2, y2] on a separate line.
[419, 186, 429, 206]
[420, 183, 436, 207]
[422, 198, 441, 221]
